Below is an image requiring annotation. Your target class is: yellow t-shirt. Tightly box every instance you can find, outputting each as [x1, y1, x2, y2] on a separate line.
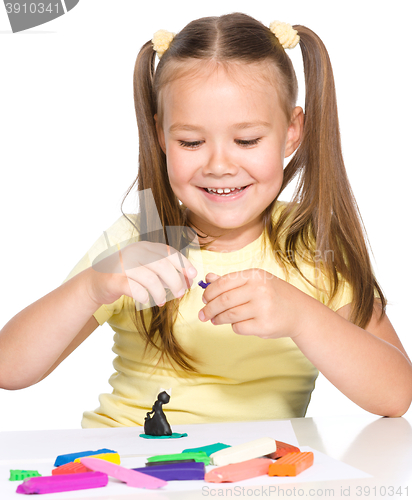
[64, 202, 353, 428]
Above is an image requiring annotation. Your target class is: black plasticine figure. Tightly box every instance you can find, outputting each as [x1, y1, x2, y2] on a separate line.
[144, 391, 172, 436]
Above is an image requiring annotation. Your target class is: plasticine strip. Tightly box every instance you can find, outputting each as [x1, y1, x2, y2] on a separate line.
[205, 458, 273, 483]
[268, 452, 314, 476]
[16, 472, 108, 494]
[52, 462, 91, 475]
[54, 448, 116, 467]
[81, 457, 167, 489]
[147, 451, 210, 465]
[133, 462, 205, 481]
[9, 470, 41, 481]
[266, 441, 300, 459]
[210, 437, 277, 466]
[182, 443, 231, 456]
[75, 452, 120, 464]
[146, 459, 196, 466]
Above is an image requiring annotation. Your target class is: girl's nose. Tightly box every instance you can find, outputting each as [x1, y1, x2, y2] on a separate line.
[202, 149, 238, 177]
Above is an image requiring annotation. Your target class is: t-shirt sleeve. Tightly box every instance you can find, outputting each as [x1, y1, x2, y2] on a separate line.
[62, 214, 138, 325]
[325, 277, 354, 312]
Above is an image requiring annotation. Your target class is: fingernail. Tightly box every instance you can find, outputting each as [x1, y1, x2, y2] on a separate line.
[177, 288, 186, 297]
[188, 267, 197, 277]
[202, 295, 207, 304]
[199, 310, 205, 321]
[158, 301, 166, 307]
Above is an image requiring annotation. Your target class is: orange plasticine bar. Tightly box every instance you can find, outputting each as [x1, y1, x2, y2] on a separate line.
[267, 441, 300, 460]
[205, 458, 273, 483]
[268, 452, 314, 477]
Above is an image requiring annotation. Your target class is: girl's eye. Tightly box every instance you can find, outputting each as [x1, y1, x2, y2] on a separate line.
[235, 138, 261, 147]
[178, 140, 203, 149]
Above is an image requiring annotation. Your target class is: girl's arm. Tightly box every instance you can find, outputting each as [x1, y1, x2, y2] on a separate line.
[0, 241, 196, 390]
[0, 267, 102, 390]
[199, 270, 412, 417]
[293, 297, 412, 417]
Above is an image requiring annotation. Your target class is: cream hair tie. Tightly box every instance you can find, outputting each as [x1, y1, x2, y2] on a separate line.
[152, 29, 175, 59]
[269, 21, 300, 49]
[151, 21, 299, 59]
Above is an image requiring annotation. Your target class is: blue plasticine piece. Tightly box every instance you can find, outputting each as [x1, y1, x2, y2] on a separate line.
[182, 443, 231, 456]
[54, 448, 116, 467]
[198, 280, 210, 289]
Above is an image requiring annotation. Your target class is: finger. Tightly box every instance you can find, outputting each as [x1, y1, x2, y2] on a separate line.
[210, 302, 254, 328]
[124, 275, 150, 304]
[143, 256, 193, 298]
[202, 271, 249, 305]
[133, 243, 197, 289]
[121, 242, 197, 280]
[199, 285, 249, 322]
[205, 272, 221, 283]
[125, 265, 170, 306]
[231, 318, 268, 337]
[164, 245, 197, 285]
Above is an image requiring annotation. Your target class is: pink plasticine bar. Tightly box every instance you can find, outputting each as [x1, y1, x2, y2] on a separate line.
[205, 458, 273, 483]
[81, 457, 167, 489]
[16, 472, 108, 494]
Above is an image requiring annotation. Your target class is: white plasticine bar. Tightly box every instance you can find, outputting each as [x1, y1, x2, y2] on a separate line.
[210, 437, 277, 466]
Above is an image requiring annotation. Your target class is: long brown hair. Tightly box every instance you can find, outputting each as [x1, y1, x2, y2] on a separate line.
[122, 13, 385, 371]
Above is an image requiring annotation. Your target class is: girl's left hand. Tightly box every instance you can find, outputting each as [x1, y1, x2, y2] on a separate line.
[198, 269, 308, 339]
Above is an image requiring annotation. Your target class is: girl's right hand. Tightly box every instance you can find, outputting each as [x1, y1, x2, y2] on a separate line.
[87, 241, 197, 307]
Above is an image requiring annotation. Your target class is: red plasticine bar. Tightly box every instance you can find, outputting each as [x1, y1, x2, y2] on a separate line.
[16, 472, 108, 494]
[205, 458, 273, 483]
[266, 441, 300, 459]
[52, 462, 92, 475]
[268, 452, 314, 477]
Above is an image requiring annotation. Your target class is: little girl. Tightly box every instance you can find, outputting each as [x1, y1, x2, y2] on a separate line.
[1, 13, 411, 427]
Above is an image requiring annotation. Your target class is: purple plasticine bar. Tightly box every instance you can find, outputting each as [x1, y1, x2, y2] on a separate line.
[81, 457, 167, 489]
[133, 462, 205, 481]
[16, 472, 108, 494]
[198, 280, 210, 289]
[54, 448, 116, 466]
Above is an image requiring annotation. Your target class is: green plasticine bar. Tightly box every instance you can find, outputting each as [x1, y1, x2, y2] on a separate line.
[147, 452, 210, 465]
[182, 443, 231, 457]
[9, 470, 41, 481]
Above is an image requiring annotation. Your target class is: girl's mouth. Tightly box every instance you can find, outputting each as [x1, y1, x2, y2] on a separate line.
[202, 186, 248, 197]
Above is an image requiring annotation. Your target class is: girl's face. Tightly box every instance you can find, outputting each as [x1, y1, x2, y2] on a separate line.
[156, 63, 303, 251]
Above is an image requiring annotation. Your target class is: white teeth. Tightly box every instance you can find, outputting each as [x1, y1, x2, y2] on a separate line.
[206, 187, 243, 194]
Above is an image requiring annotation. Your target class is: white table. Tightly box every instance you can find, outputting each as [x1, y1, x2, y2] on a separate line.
[1, 414, 411, 499]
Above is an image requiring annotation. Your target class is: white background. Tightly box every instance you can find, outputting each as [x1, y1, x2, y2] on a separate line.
[0, 0, 410, 431]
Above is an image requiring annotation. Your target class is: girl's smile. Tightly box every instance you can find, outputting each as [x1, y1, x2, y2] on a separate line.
[156, 62, 303, 251]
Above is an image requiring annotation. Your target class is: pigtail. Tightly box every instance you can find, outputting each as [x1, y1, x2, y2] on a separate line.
[121, 41, 196, 372]
[274, 26, 386, 327]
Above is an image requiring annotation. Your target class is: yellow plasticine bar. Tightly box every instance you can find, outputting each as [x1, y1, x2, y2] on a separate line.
[268, 452, 314, 477]
[75, 453, 120, 465]
[210, 438, 277, 466]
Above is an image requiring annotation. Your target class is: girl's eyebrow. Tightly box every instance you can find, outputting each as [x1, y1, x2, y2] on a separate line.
[233, 121, 271, 130]
[169, 123, 204, 133]
[169, 121, 271, 133]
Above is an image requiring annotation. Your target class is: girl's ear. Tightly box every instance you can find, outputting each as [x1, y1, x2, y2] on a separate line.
[285, 106, 304, 158]
[154, 114, 166, 154]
